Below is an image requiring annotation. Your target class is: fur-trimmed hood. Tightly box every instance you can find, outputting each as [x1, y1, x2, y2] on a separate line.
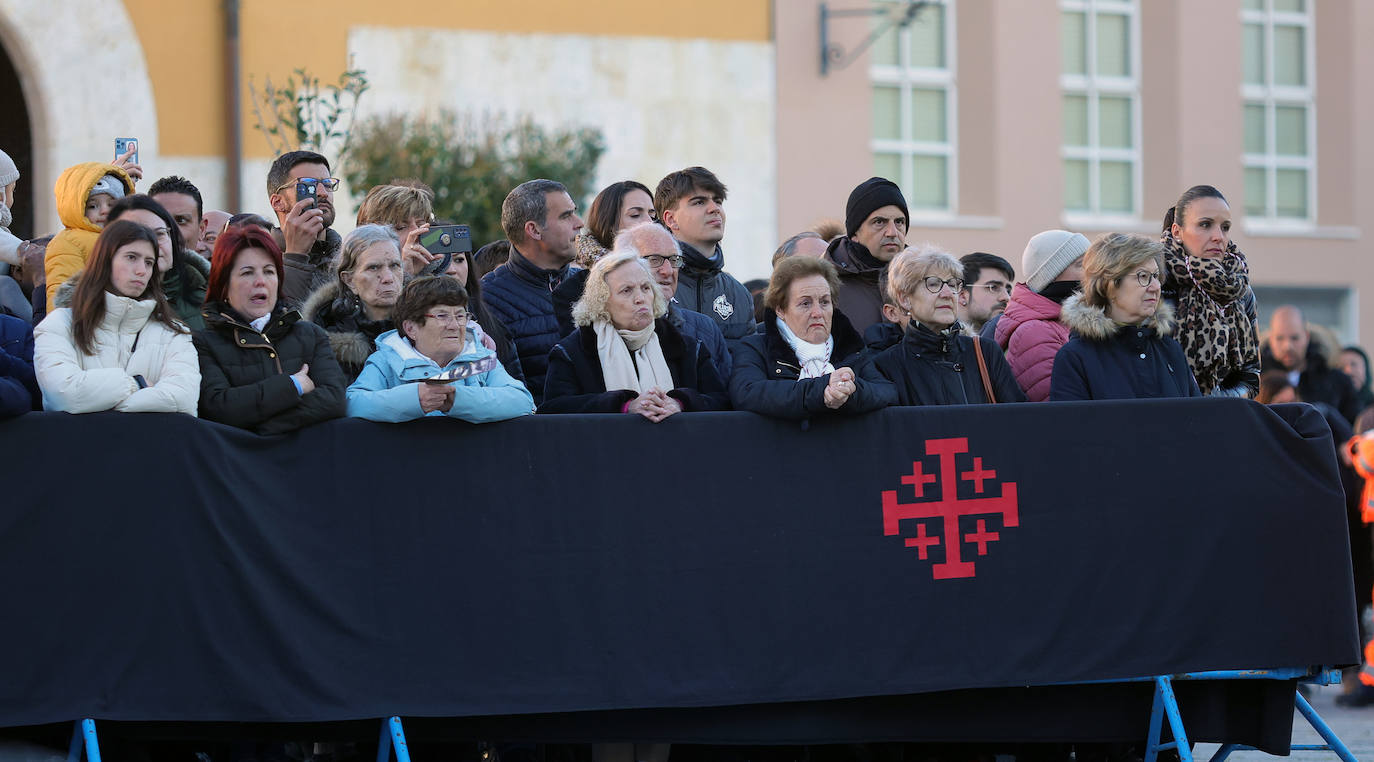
[1060, 293, 1176, 341]
[300, 279, 390, 374]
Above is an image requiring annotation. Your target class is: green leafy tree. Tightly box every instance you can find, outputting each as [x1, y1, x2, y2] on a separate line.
[248, 68, 370, 171]
[344, 111, 606, 247]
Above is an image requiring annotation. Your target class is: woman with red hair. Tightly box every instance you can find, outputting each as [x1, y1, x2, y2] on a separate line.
[193, 226, 345, 433]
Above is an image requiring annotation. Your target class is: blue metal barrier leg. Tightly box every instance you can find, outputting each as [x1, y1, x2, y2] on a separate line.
[1146, 679, 1168, 762]
[376, 716, 411, 762]
[1295, 690, 1359, 762]
[66, 721, 82, 762]
[1145, 677, 1193, 762]
[81, 719, 101, 762]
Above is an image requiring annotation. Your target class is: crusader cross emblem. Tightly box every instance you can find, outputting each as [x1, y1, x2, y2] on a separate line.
[881, 437, 1019, 579]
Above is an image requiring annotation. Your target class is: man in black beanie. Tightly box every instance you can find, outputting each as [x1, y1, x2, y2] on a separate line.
[824, 176, 909, 334]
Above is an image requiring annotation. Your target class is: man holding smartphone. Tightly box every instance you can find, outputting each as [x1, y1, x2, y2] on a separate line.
[267, 150, 342, 309]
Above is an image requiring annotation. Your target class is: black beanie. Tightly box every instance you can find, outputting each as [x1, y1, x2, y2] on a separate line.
[845, 177, 909, 238]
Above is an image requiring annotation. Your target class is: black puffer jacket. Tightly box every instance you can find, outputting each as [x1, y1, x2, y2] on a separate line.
[730, 310, 894, 420]
[1261, 342, 1359, 423]
[825, 236, 886, 336]
[868, 321, 1026, 406]
[301, 281, 392, 384]
[540, 317, 729, 414]
[193, 301, 346, 434]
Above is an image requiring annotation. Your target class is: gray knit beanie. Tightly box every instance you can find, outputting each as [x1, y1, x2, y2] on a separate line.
[88, 174, 126, 202]
[0, 149, 18, 188]
[1023, 230, 1090, 293]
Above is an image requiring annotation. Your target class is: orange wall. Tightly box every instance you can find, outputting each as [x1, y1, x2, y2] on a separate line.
[123, 0, 772, 159]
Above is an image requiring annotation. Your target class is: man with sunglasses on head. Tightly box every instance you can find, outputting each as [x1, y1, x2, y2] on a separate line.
[958, 251, 1015, 335]
[824, 177, 910, 335]
[266, 150, 342, 308]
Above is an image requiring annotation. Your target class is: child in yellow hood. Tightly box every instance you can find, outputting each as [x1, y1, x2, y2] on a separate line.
[43, 163, 135, 311]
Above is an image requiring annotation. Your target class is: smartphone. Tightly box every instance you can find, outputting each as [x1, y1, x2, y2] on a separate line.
[296, 180, 318, 210]
[419, 224, 473, 256]
[114, 137, 138, 165]
[419, 224, 472, 276]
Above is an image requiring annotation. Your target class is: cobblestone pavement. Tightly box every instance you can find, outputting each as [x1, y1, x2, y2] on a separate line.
[1192, 681, 1373, 761]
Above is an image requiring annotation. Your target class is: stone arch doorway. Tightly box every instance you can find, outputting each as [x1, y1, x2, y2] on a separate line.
[0, 38, 32, 239]
[0, 0, 159, 237]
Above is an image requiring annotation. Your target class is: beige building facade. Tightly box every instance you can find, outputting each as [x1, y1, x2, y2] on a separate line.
[778, 0, 1374, 342]
[0, 0, 1369, 341]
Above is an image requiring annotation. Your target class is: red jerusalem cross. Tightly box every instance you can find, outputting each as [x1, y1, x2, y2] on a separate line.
[881, 438, 1019, 579]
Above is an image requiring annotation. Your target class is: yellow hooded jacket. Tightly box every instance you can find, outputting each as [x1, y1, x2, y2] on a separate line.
[44, 163, 135, 311]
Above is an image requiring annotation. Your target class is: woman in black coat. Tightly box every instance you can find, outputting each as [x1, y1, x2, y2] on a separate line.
[1050, 233, 1201, 401]
[730, 255, 893, 419]
[540, 252, 727, 418]
[193, 226, 346, 434]
[868, 247, 1025, 405]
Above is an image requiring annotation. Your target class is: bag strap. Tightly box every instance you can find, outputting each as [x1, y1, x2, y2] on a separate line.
[972, 337, 997, 404]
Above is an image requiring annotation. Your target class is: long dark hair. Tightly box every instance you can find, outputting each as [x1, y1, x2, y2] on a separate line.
[109, 194, 197, 295]
[585, 180, 655, 250]
[69, 220, 184, 355]
[1162, 185, 1227, 234]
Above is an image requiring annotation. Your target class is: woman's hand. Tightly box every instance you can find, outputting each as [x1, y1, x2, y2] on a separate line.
[401, 223, 438, 276]
[417, 382, 455, 414]
[627, 388, 680, 422]
[824, 367, 857, 409]
[112, 145, 143, 185]
[292, 363, 316, 395]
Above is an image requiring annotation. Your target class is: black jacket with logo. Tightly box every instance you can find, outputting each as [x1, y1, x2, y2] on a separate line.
[675, 240, 756, 350]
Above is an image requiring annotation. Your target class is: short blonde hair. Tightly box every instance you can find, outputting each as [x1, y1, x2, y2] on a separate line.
[764, 255, 840, 312]
[1081, 233, 1164, 309]
[886, 245, 963, 306]
[356, 184, 434, 227]
[572, 251, 668, 327]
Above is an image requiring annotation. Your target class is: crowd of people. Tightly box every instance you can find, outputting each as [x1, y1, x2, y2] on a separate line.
[2, 146, 1374, 711]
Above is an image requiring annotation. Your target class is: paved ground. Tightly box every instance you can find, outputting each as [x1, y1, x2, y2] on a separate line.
[1192, 681, 1374, 761]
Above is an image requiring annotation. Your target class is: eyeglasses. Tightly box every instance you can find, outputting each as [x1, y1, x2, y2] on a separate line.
[644, 254, 684, 270]
[923, 276, 964, 294]
[273, 177, 341, 193]
[1132, 270, 1161, 287]
[424, 310, 469, 325]
[967, 282, 1012, 296]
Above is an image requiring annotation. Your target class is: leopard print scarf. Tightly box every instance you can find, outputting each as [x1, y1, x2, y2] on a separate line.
[1160, 234, 1259, 394]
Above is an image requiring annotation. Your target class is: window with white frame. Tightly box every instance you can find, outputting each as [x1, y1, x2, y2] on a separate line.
[1060, 0, 1140, 219]
[871, 0, 956, 214]
[1242, 0, 1314, 221]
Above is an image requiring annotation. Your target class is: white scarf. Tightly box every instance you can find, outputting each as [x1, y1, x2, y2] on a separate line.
[775, 316, 835, 380]
[595, 319, 673, 395]
[249, 314, 271, 333]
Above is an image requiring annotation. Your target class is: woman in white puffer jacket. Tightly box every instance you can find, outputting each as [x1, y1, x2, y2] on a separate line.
[34, 219, 199, 414]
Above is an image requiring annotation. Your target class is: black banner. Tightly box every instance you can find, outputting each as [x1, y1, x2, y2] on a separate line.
[0, 400, 1359, 746]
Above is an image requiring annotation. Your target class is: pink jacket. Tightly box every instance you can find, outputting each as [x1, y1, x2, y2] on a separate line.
[994, 284, 1070, 402]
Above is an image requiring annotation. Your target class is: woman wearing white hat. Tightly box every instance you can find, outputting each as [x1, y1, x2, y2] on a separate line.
[994, 230, 1089, 401]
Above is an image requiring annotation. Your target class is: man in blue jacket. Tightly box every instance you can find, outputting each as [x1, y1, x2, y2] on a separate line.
[480, 179, 583, 404]
[614, 221, 733, 382]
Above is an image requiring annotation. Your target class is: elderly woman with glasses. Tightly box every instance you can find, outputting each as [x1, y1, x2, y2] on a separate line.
[868, 246, 1025, 405]
[541, 251, 728, 419]
[1051, 233, 1201, 401]
[346, 275, 534, 423]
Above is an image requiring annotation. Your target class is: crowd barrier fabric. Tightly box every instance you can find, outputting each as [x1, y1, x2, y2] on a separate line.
[0, 400, 1360, 750]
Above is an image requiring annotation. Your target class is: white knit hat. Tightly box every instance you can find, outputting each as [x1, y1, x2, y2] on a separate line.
[0, 149, 18, 188]
[1023, 230, 1089, 293]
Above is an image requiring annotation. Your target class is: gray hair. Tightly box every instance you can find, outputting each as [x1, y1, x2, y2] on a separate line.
[612, 222, 677, 259]
[572, 251, 668, 327]
[501, 179, 568, 244]
[887, 244, 963, 306]
[336, 224, 401, 294]
[771, 231, 824, 267]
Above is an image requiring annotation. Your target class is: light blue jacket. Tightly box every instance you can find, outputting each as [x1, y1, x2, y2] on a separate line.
[346, 328, 534, 423]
